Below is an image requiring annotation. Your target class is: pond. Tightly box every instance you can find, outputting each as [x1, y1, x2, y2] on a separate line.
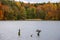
[0, 21, 60, 40]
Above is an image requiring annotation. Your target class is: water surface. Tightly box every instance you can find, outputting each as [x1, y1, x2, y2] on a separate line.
[0, 21, 60, 40]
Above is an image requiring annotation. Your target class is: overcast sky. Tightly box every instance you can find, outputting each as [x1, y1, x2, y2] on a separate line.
[15, 0, 60, 3]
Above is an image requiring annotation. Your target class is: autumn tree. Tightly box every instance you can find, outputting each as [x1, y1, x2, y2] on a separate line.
[0, 2, 4, 20]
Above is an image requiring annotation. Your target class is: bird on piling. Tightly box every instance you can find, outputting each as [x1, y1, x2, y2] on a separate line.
[36, 29, 41, 37]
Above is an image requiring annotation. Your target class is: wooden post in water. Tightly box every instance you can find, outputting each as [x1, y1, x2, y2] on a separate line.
[18, 29, 20, 36]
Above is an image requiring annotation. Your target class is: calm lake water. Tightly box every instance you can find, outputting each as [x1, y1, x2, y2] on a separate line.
[0, 21, 60, 40]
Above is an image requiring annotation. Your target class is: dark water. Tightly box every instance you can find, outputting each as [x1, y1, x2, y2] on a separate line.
[0, 21, 60, 40]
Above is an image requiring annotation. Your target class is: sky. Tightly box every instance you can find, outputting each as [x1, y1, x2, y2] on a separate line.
[15, 0, 60, 3]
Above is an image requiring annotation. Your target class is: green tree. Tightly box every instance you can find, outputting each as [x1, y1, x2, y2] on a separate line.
[26, 7, 36, 19]
[17, 6, 26, 20]
[36, 10, 46, 19]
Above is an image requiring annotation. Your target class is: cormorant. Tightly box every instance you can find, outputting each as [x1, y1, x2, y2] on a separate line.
[36, 29, 41, 37]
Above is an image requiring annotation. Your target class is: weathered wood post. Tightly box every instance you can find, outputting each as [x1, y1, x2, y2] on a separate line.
[18, 29, 20, 36]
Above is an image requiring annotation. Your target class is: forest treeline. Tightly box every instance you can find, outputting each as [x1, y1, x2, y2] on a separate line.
[0, 0, 60, 20]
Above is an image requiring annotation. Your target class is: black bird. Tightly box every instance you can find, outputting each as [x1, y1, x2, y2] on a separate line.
[30, 34, 32, 37]
[36, 29, 41, 37]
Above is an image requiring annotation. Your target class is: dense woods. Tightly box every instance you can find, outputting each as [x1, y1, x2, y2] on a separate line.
[0, 0, 60, 20]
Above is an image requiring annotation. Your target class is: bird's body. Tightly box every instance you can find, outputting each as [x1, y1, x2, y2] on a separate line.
[36, 29, 41, 37]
